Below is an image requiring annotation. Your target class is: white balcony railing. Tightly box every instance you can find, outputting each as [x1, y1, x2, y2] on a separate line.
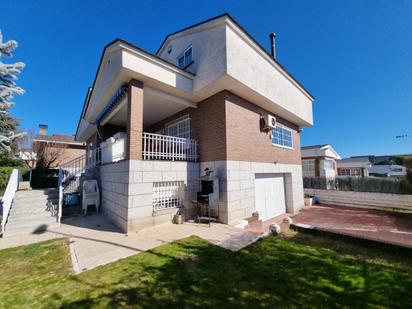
[143, 132, 198, 162]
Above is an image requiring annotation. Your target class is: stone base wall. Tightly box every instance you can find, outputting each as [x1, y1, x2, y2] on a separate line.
[100, 159, 304, 232]
[126, 160, 199, 232]
[100, 160, 200, 233]
[100, 160, 130, 232]
[199, 160, 304, 224]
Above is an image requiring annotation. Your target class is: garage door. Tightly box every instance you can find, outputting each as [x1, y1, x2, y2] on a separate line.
[254, 174, 286, 221]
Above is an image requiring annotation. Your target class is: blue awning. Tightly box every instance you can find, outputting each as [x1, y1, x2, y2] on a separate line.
[94, 84, 128, 125]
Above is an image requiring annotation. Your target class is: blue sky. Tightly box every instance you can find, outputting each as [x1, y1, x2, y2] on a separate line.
[1, 0, 411, 157]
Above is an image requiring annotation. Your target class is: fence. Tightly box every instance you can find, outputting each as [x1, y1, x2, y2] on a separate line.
[303, 176, 412, 195]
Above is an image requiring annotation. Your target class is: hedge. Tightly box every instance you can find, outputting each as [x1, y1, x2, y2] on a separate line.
[303, 176, 412, 195]
[30, 168, 59, 189]
[0, 167, 30, 194]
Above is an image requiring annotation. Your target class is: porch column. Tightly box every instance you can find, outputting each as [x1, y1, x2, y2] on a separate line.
[126, 79, 144, 160]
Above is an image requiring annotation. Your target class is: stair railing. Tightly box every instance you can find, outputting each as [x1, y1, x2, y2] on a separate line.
[57, 146, 101, 224]
[1, 169, 22, 235]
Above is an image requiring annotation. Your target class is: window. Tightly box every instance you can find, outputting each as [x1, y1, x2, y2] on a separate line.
[272, 125, 293, 148]
[153, 181, 184, 210]
[338, 168, 361, 176]
[177, 46, 193, 68]
[302, 159, 315, 177]
[165, 116, 190, 139]
[323, 160, 334, 170]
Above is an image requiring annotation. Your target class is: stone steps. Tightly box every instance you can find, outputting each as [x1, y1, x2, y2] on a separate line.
[18, 181, 32, 191]
[3, 188, 59, 238]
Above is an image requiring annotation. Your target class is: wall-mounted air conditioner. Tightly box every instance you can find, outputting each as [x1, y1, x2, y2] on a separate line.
[267, 114, 277, 129]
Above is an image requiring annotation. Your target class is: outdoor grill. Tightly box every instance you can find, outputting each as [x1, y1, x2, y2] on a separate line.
[196, 169, 219, 206]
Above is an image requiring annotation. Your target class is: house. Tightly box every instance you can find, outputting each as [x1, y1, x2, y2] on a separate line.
[17, 148, 37, 168]
[368, 164, 407, 177]
[33, 124, 86, 168]
[337, 157, 372, 177]
[301, 144, 341, 178]
[72, 13, 314, 233]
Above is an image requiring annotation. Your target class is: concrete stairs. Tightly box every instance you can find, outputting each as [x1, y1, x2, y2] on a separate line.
[4, 188, 59, 238]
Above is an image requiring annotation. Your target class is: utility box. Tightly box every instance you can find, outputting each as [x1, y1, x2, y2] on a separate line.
[101, 132, 126, 164]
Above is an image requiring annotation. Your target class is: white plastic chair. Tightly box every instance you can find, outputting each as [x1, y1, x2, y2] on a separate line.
[82, 180, 100, 215]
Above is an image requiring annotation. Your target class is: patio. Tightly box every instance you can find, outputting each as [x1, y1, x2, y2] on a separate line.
[0, 214, 260, 273]
[293, 204, 412, 248]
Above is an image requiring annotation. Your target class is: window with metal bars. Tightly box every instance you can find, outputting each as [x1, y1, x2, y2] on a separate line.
[153, 181, 184, 210]
[165, 116, 190, 139]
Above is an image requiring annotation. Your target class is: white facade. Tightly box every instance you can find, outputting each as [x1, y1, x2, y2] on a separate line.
[368, 165, 407, 177]
[77, 14, 313, 141]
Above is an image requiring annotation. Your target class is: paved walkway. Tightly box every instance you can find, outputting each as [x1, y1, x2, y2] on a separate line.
[293, 205, 412, 248]
[0, 214, 260, 273]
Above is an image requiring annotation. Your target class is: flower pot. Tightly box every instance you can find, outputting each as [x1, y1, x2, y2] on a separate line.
[173, 214, 184, 224]
[304, 197, 313, 206]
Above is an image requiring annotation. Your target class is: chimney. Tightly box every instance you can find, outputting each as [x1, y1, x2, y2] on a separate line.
[38, 124, 48, 136]
[269, 33, 276, 59]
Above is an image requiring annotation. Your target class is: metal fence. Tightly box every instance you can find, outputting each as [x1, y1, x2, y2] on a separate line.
[303, 176, 412, 195]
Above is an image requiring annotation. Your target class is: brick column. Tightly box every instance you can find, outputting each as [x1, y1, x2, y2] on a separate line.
[126, 79, 144, 160]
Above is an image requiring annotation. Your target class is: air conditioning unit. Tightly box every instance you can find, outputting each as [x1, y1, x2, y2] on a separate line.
[267, 114, 277, 129]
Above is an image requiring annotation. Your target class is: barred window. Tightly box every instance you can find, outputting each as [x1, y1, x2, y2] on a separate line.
[153, 181, 184, 210]
[165, 116, 190, 139]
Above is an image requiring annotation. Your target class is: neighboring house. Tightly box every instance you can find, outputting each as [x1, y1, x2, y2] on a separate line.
[17, 148, 37, 168]
[33, 124, 86, 168]
[73, 13, 314, 233]
[337, 157, 372, 177]
[368, 164, 407, 177]
[301, 144, 341, 178]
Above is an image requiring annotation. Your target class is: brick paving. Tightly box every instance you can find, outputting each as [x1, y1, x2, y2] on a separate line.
[293, 205, 412, 248]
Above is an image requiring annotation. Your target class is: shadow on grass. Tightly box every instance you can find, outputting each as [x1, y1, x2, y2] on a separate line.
[57, 234, 412, 308]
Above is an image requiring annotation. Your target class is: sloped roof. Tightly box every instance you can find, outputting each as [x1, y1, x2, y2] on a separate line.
[301, 144, 329, 150]
[156, 13, 314, 100]
[34, 134, 85, 146]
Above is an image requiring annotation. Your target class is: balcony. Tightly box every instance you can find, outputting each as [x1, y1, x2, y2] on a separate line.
[143, 132, 198, 162]
[97, 132, 198, 164]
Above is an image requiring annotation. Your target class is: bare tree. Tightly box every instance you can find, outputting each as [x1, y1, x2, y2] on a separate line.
[16, 129, 36, 167]
[34, 141, 68, 168]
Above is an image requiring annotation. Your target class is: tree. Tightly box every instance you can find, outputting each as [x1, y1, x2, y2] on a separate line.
[0, 30, 25, 152]
[34, 141, 68, 168]
[16, 129, 36, 167]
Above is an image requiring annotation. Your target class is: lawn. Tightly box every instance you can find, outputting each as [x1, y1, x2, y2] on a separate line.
[0, 233, 411, 308]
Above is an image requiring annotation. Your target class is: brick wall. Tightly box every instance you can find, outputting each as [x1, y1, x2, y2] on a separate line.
[146, 91, 227, 162]
[147, 90, 301, 165]
[35, 142, 85, 167]
[224, 92, 301, 165]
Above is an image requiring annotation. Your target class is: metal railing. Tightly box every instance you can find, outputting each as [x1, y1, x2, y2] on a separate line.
[153, 181, 184, 211]
[57, 146, 102, 224]
[143, 132, 198, 162]
[1, 169, 22, 234]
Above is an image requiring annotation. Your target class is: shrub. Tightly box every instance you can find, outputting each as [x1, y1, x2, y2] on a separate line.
[30, 168, 59, 189]
[0, 166, 30, 193]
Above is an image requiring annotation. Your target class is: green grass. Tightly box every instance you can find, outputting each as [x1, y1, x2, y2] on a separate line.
[0, 233, 411, 308]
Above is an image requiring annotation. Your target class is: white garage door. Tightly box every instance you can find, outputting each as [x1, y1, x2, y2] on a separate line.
[254, 174, 286, 221]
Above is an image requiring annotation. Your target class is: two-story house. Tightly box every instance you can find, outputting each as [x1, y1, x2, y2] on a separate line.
[73, 13, 314, 233]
